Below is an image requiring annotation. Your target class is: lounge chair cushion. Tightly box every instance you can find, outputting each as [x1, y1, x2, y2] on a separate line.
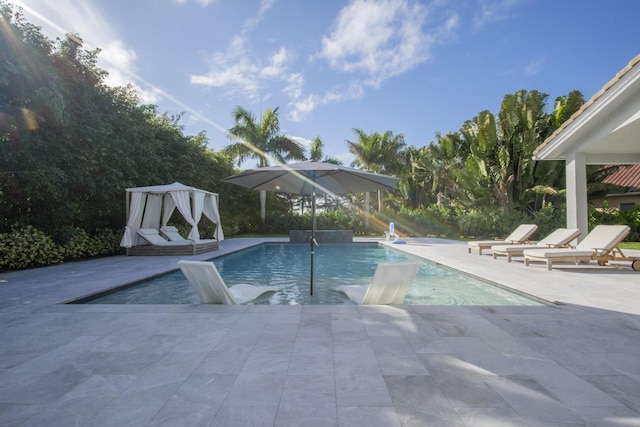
[468, 224, 538, 255]
[160, 226, 191, 242]
[137, 228, 186, 246]
[523, 248, 595, 259]
[491, 228, 581, 260]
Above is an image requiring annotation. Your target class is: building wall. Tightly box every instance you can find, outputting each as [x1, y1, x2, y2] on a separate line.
[591, 194, 640, 210]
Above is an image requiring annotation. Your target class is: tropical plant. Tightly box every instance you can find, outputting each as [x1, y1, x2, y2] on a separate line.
[224, 106, 305, 227]
[307, 136, 342, 164]
[347, 129, 405, 215]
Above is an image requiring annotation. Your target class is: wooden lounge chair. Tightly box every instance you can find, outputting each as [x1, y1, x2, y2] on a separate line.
[491, 228, 581, 262]
[336, 261, 420, 305]
[467, 224, 538, 255]
[178, 260, 279, 304]
[523, 225, 640, 271]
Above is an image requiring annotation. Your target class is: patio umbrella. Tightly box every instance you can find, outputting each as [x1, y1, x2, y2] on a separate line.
[223, 161, 400, 295]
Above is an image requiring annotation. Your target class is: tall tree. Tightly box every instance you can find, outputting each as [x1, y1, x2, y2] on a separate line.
[347, 129, 405, 216]
[402, 132, 466, 208]
[308, 136, 341, 164]
[224, 106, 305, 226]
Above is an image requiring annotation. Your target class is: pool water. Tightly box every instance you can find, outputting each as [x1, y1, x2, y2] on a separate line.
[88, 243, 543, 306]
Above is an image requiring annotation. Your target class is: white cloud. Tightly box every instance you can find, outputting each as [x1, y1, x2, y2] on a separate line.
[288, 94, 319, 122]
[260, 47, 292, 78]
[288, 135, 313, 151]
[190, 0, 290, 99]
[11, 0, 159, 102]
[287, 81, 365, 122]
[174, 0, 216, 6]
[472, 0, 523, 29]
[284, 73, 304, 100]
[524, 57, 544, 76]
[284, 0, 460, 121]
[315, 0, 451, 88]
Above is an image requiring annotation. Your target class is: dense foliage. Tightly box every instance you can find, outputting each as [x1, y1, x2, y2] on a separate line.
[0, 3, 255, 269]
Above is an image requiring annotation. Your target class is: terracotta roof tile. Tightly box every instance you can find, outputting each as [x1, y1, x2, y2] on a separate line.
[603, 164, 640, 191]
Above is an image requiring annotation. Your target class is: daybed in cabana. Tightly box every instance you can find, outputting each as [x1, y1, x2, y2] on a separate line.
[119, 182, 224, 256]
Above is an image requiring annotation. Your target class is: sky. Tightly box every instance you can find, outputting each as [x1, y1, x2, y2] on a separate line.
[8, 0, 640, 166]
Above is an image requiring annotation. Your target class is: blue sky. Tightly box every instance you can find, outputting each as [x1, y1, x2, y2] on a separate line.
[9, 0, 640, 165]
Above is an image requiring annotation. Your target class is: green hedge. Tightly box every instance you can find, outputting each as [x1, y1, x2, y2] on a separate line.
[0, 225, 122, 271]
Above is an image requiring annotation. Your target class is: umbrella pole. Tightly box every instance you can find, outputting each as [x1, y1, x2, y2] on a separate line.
[309, 192, 316, 295]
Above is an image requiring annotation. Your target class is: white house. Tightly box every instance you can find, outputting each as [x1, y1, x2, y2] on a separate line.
[533, 53, 640, 240]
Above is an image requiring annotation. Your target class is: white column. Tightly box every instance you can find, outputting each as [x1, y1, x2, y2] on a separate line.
[566, 152, 589, 241]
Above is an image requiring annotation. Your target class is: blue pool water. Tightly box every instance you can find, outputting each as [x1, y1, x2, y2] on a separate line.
[87, 243, 543, 306]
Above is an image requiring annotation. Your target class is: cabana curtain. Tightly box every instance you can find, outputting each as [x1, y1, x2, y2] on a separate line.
[119, 182, 224, 248]
[141, 194, 162, 230]
[203, 194, 225, 240]
[120, 192, 146, 248]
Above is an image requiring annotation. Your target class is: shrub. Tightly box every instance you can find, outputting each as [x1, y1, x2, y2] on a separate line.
[91, 228, 124, 256]
[263, 211, 310, 234]
[530, 203, 566, 237]
[61, 227, 93, 260]
[0, 225, 64, 270]
[318, 209, 366, 234]
[590, 202, 640, 242]
[458, 209, 532, 239]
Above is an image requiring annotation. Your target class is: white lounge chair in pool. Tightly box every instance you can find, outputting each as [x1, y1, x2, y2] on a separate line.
[160, 225, 192, 243]
[336, 261, 420, 305]
[137, 228, 187, 246]
[177, 260, 279, 304]
[523, 225, 640, 271]
[467, 224, 538, 255]
[491, 228, 581, 262]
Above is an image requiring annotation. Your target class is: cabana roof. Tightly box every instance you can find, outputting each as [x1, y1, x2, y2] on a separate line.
[126, 182, 218, 195]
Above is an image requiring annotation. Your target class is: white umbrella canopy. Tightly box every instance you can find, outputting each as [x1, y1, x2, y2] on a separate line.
[223, 161, 400, 296]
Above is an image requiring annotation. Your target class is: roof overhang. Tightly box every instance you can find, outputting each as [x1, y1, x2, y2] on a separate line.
[533, 54, 640, 165]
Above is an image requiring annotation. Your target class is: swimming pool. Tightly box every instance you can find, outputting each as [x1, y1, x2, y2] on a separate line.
[86, 243, 543, 306]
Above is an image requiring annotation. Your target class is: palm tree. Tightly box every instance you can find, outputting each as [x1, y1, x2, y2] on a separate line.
[308, 136, 342, 164]
[224, 106, 305, 227]
[304, 136, 342, 220]
[348, 128, 405, 213]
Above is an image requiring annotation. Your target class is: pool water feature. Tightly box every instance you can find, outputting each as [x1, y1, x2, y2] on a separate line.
[87, 243, 543, 305]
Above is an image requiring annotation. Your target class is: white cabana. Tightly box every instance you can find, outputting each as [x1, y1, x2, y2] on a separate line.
[120, 182, 224, 250]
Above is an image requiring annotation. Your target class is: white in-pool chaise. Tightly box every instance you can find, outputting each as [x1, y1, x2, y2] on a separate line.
[467, 224, 538, 255]
[491, 228, 581, 262]
[523, 225, 640, 271]
[336, 261, 420, 305]
[178, 260, 279, 304]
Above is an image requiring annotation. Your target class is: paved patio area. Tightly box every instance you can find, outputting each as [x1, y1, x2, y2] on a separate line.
[0, 237, 639, 426]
